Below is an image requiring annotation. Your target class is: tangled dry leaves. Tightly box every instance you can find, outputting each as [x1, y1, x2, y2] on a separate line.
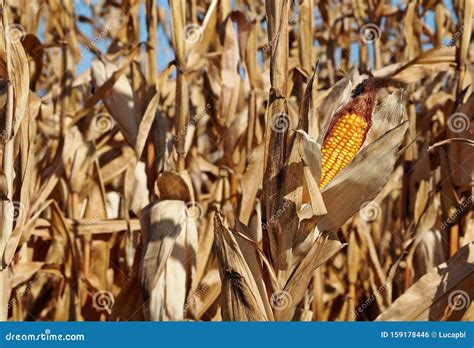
[0, 0, 472, 322]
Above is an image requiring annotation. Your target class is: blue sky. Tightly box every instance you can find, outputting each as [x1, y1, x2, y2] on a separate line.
[75, 0, 171, 73]
[68, 0, 456, 74]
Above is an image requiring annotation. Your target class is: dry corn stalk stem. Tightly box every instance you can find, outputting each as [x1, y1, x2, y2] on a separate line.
[0, 0, 472, 322]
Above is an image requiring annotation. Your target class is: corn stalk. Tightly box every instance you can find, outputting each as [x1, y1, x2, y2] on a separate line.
[169, 0, 189, 172]
[263, 0, 290, 281]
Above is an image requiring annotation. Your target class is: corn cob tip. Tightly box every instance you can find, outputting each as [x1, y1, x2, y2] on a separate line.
[320, 79, 378, 189]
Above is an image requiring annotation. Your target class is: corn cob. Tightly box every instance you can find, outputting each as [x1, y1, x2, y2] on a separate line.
[320, 113, 369, 189]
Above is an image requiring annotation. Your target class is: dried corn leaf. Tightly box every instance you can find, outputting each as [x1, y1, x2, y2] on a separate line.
[214, 211, 268, 321]
[376, 242, 474, 321]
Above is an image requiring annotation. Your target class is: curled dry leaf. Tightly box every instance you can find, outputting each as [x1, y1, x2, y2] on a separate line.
[140, 199, 197, 320]
[213, 211, 269, 321]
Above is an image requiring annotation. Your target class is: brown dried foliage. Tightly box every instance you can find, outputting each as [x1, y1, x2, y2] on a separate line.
[0, 0, 472, 322]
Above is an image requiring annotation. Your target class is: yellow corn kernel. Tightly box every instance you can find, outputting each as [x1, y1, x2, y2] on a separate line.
[320, 113, 368, 189]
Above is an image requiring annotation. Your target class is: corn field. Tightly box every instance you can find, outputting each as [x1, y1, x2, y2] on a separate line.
[0, 0, 473, 322]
